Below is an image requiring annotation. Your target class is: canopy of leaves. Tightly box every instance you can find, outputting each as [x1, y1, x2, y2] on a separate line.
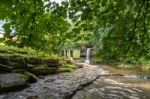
[0, 0, 72, 52]
[1, 0, 150, 63]
[68, 0, 150, 63]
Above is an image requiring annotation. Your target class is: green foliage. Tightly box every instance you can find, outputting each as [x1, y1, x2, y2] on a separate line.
[1, 0, 150, 65]
[0, 0, 72, 52]
[68, 0, 150, 64]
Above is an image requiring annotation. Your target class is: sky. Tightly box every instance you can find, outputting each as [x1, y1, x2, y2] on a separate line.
[50, 0, 63, 4]
[0, 20, 4, 31]
[0, 21, 4, 38]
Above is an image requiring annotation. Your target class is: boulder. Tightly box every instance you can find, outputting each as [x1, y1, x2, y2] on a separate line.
[0, 73, 28, 93]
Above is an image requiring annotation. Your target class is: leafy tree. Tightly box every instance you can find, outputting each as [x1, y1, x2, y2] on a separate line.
[1, 0, 150, 64]
[0, 0, 71, 52]
[68, 0, 150, 63]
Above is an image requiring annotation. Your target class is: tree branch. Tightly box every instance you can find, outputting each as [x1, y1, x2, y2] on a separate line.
[143, 0, 149, 33]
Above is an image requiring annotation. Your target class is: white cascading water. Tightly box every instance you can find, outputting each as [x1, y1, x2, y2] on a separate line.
[85, 48, 90, 64]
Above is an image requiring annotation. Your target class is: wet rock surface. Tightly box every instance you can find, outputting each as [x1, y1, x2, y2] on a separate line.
[0, 63, 149, 99]
[72, 78, 145, 99]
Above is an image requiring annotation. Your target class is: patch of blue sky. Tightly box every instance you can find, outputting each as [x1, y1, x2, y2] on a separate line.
[0, 20, 5, 32]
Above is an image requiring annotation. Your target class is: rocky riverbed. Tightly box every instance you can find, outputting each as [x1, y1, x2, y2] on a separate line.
[0, 48, 78, 94]
[1, 63, 150, 99]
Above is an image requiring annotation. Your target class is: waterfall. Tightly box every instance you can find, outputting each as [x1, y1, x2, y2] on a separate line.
[85, 48, 90, 64]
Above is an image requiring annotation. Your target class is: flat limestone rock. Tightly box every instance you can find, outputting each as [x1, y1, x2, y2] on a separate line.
[0, 64, 109, 99]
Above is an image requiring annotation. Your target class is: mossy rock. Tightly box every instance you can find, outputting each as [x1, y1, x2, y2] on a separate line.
[59, 64, 77, 72]
[23, 72, 38, 83]
[25, 57, 43, 65]
[12, 69, 26, 73]
[46, 62, 61, 67]
[59, 68, 75, 72]
[0, 64, 13, 72]
[9, 62, 25, 69]
[29, 65, 59, 75]
[0, 73, 28, 93]
[0, 45, 71, 75]
[30, 68, 58, 75]
[0, 50, 10, 54]
[65, 64, 77, 69]
[9, 56, 26, 66]
[43, 58, 62, 67]
[0, 55, 10, 65]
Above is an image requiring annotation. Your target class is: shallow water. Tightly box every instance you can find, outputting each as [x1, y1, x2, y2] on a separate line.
[98, 65, 150, 98]
[73, 77, 147, 99]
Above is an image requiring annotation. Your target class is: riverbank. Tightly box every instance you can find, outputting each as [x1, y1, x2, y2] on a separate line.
[1, 45, 150, 99]
[0, 45, 77, 93]
[1, 63, 150, 99]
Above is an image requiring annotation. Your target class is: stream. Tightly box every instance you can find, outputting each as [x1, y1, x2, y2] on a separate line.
[0, 63, 150, 99]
